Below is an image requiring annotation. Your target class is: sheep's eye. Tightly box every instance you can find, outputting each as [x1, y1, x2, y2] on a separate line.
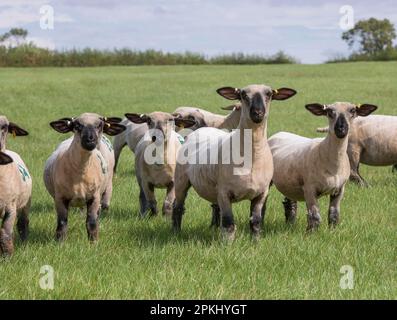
[74, 123, 82, 131]
[350, 108, 356, 115]
[241, 91, 249, 101]
[327, 110, 335, 118]
[146, 118, 152, 125]
[97, 123, 102, 129]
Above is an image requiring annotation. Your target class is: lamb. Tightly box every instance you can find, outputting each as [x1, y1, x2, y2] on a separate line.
[268, 102, 377, 231]
[113, 106, 241, 172]
[43, 113, 126, 241]
[124, 112, 195, 217]
[317, 115, 397, 187]
[172, 85, 297, 240]
[0, 116, 31, 256]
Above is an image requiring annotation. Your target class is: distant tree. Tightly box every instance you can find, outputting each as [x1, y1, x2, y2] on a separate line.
[0, 28, 28, 46]
[342, 18, 396, 55]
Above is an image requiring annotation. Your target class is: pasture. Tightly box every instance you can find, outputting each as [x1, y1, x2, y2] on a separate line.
[0, 62, 396, 299]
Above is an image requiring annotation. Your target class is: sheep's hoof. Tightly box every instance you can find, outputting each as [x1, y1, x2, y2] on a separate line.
[306, 224, 320, 233]
[221, 225, 236, 242]
[349, 175, 369, 188]
[172, 225, 181, 234]
[55, 231, 67, 242]
[88, 236, 99, 243]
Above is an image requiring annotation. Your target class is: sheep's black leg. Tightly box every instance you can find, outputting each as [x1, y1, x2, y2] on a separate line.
[162, 182, 175, 216]
[348, 148, 368, 187]
[304, 188, 321, 232]
[172, 170, 191, 233]
[261, 181, 272, 225]
[283, 197, 297, 224]
[392, 164, 397, 173]
[86, 196, 100, 242]
[328, 186, 345, 228]
[138, 183, 149, 217]
[55, 198, 70, 242]
[261, 194, 269, 225]
[143, 183, 158, 217]
[210, 204, 220, 228]
[218, 192, 236, 241]
[17, 198, 30, 242]
[250, 192, 267, 238]
[0, 207, 16, 257]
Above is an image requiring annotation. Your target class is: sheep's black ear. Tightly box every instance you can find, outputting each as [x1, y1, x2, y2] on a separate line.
[103, 117, 123, 124]
[272, 88, 297, 100]
[174, 118, 196, 128]
[305, 103, 328, 116]
[356, 104, 377, 117]
[103, 123, 126, 136]
[125, 113, 149, 124]
[50, 118, 74, 133]
[216, 87, 241, 100]
[0, 152, 13, 165]
[8, 122, 28, 136]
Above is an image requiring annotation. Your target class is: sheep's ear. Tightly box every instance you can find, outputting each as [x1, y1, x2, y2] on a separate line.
[221, 103, 241, 111]
[125, 113, 149, 124]
[305, 103, 328, 116]
[216, 87, 241, 100]
[8, 122, 28, 136]
[174, 118, 196, 128]
[50, 118, 74, 133]
[272, 88, 297, 100]
[356, 104, 377, 117]
[103, 123, 126, 136]
[102, 117, 123, 124]
[0, 152, 13, 165]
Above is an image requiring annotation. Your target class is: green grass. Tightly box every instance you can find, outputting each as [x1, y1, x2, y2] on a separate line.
[0, 63, 396, 299]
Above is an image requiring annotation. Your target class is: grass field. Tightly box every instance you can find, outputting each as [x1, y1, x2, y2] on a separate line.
[0, 63, 396, 299]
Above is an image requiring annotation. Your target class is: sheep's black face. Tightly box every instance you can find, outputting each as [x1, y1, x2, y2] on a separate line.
[248, 92, 266, 123]
[239, 86, 272, 124]
[81, 126, 99, 150]
[74, 121, 103, 151]
[334, 114, 349, 139]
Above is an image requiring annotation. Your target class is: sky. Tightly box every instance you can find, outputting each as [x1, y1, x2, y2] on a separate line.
[0, 0, 396, 64]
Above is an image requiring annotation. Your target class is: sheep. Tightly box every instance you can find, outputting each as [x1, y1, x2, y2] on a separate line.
[113, 105, 241, 172]
[172, 85, 297, 240]
[316, 114, 397, 187]
[124, 112, 195, 217]
[0, 116, 31, 256]
[43, 113, 126, 241]
[268, 102, 377, 231]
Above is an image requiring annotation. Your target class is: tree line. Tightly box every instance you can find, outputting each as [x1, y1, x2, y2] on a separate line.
[1, 17, 396, 66]
[0, 28, 297, 67]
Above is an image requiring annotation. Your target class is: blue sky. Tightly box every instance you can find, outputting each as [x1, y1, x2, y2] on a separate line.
[1, 0, 396, 63]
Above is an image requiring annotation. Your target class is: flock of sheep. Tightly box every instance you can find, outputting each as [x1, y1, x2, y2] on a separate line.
[3, 81, 396, 256]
